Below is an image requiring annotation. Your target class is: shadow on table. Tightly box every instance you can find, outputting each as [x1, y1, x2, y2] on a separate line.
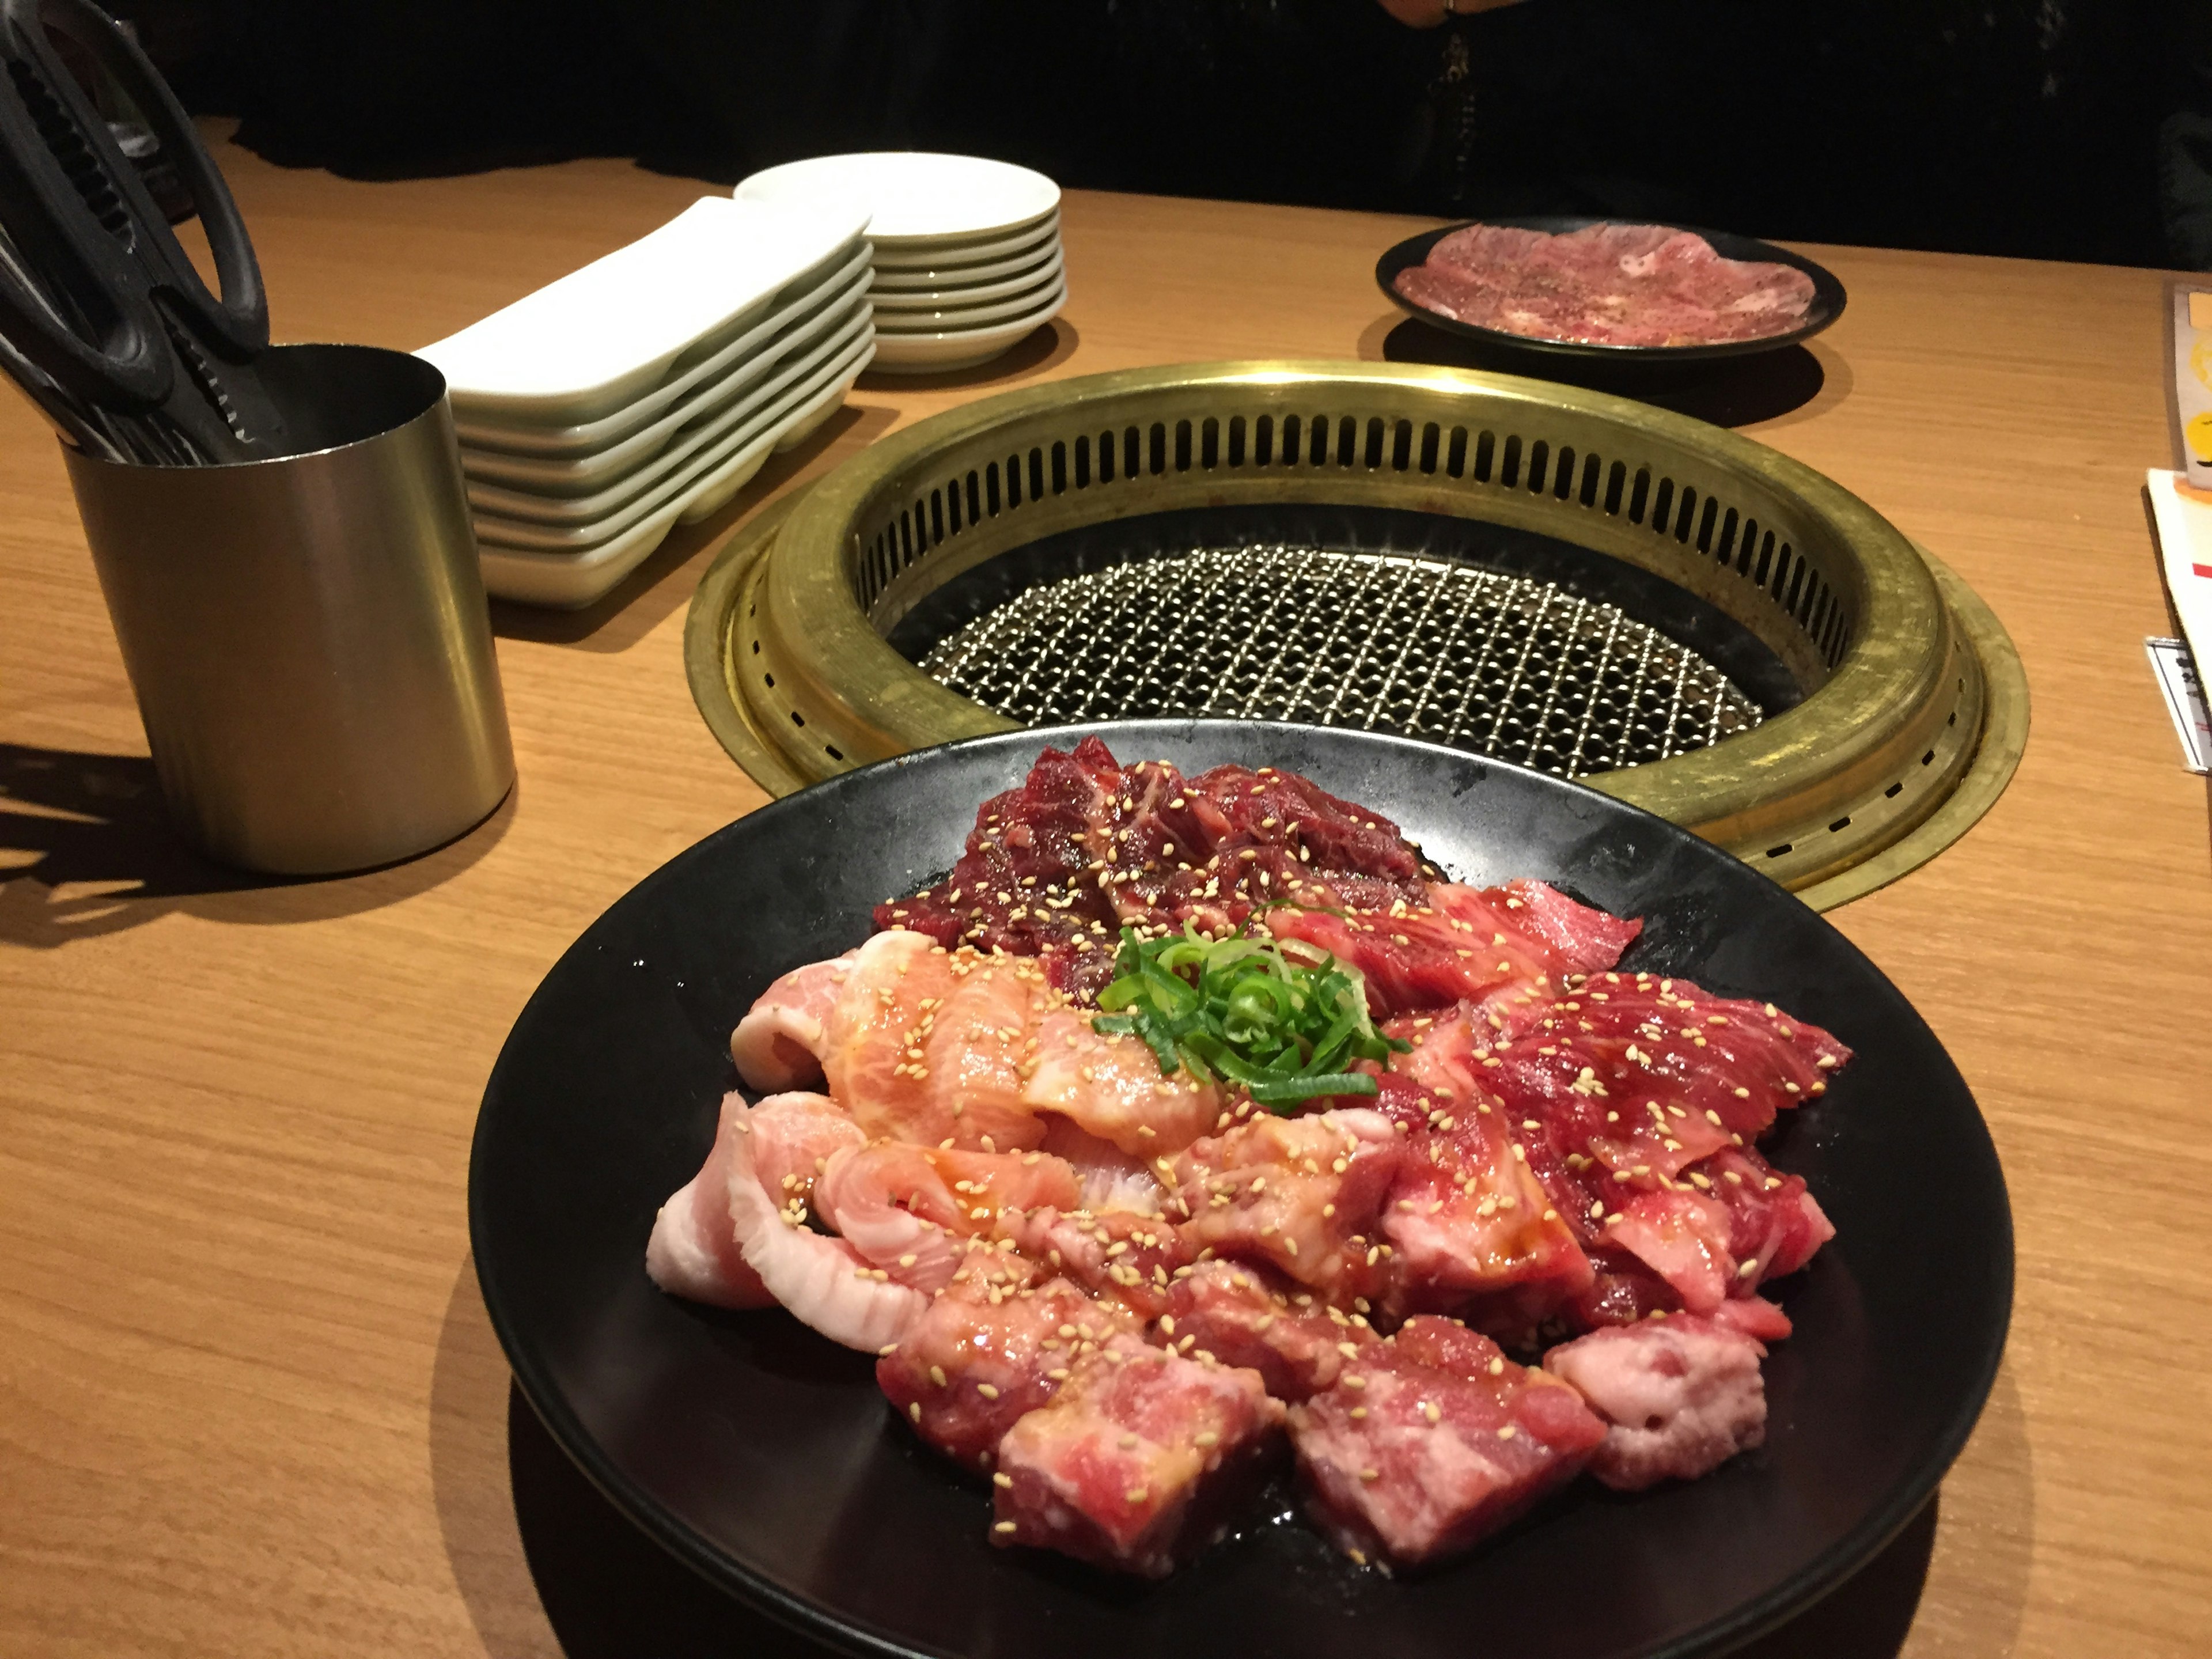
[0, 741, 513, 948]
[486, 402, 899, 658]
[493, 1372, 1945, 1659]
[1357, 313, 1851, 430]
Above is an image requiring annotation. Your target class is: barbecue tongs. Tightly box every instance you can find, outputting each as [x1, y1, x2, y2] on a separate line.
[0, 0, 282, 462]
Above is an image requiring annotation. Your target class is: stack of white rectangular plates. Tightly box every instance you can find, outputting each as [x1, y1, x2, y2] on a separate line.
[420, 196, 876, 609]
[734, 153, 1064, 375]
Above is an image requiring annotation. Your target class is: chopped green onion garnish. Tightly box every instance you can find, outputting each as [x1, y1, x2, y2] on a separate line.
[1088, 923, 1408, 1113]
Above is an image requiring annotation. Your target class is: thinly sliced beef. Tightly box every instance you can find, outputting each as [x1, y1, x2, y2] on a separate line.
[873, 738, 1433, 1001]
[1364, 1060, 1593, 1332]
[1544, 1315, 1768, 1490]
[1288, 1315, 1605, 1569]
[1457, 971, 1846, 1318]
[993, 1334, 1285, 1576]
[877, 1251, 1137, 1471]
[1398, 222, 1816, 348]
[1264, 880, 1638, 1021]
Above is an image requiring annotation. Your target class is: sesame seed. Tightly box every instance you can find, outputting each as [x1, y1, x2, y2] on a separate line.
[1497, 1425, 1517, 1441]
[909, 1402, 922, 1422]
[994, 1472, 1013, 1488]
[994, 1521, 1017, 1535]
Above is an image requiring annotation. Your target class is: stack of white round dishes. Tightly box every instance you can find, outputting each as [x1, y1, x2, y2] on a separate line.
[419, 196, 875, 609]
[733, 153, 1064, 375]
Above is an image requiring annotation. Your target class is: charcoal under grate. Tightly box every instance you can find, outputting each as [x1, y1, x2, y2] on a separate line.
[917, 544, 1760, 777]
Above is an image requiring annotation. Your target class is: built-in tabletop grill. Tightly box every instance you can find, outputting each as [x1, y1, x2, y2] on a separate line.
[685, 362, 2025, 908]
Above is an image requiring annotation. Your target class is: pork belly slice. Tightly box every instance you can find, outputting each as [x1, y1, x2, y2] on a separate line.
[996, 1204, 1192, 1321]
[993, 1335, 1285, 1577]
[877, 1252, 1135, 1472]
[1544, 1315, 1768, 1490]
[1288, 1315, 1604, 1570]
[813, 1139, 1082, 1293]
[646, 1090, 866, 1311]
[1264, 879, 1637, 1022]
[1159, 1259, 1380, 1402]
[729, 949, 858, 1092]
[819, 929, 1055, 1153]
[1172, 1108, 1407, 1303]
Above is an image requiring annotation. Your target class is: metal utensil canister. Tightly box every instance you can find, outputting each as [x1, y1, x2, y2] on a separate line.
[62, 343, 514, 874]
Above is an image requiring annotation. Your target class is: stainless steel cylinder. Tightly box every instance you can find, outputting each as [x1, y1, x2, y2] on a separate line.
[63, 343, 515, 874]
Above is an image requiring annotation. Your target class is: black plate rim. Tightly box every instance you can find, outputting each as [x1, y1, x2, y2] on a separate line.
[469, 718, 2010, 1659]
[1373, 215, 1849, 365]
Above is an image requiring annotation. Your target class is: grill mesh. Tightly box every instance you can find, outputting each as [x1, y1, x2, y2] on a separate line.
[918, 545, 1762, 777]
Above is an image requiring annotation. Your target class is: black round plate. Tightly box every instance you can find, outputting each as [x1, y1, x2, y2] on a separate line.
[1374, 217, 1847, 369]
[469, 720, 2009, 1659]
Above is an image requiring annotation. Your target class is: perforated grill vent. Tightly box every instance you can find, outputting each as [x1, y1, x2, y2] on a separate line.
[856, 410, 1856, 671]
[920, 545, 1759, 777]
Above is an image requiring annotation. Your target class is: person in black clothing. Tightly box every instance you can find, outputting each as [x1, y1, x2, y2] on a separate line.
[131, 0, 2181, 268]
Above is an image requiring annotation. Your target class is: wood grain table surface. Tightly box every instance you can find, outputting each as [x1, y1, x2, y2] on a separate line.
[2, 125, 2206, 1659]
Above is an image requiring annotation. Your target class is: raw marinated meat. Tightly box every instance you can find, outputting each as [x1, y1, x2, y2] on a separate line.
[995, 1204, 1194, 1321]
[1026, 1004, 1226, 1155]
[1288, 1315, 1605, 1568]
[645, 744, 1857, 1580]
[812, 1139, 1083, 1292]
[646, 1090, 867, 1309]
[820, 929, 1053, 1153]
[1545, 1315, 1768, 1490]
[730, 949, 856, 1092]
[876, 738, 1434, 1001]
[993, 1334, 1286, 1577]
[1264, 878, 1638, 1022]
[645, 1090, 777, 1309]
[1160, 1259, 1382, 1401]
[878, 1251, 1138, 1471]
[1172, 1108, 1408, 1302]
[1395, 222, 1817, 348]
[718, 1092, 930, 1352]
[1365, 1056, 1592, 1331]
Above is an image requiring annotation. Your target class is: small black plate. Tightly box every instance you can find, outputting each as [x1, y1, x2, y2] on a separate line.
[469, 720, 2009, 1659]
[1375, 217, 1847, 370]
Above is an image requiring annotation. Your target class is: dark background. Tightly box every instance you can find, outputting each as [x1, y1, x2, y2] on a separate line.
[111, 0, 2212, 269]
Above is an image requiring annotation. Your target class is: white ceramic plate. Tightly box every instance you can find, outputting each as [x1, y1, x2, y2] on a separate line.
[869, 214, 1058, 273]
[476, 349, 869, 611]
[421, 196, 867, 424]
[868, 235, 1066, 290]
[872, 274, 1067, 334]
[450, 243, 873, 458]
[868, 247, 1064, 312]
[461, 281, 874, 493]
[472, 330, 873, 549]
[734, 151, 1057, 244]
[466, 305, 873, 525]
[868, 287, 1067, 374]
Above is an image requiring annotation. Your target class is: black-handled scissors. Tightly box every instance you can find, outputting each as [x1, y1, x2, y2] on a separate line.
[0, 0, 284, 461]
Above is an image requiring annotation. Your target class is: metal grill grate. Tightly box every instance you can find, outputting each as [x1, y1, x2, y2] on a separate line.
[919, 545, 1762, 777]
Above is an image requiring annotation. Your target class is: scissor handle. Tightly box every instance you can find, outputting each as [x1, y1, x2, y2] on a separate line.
[0, 0, 266, 413]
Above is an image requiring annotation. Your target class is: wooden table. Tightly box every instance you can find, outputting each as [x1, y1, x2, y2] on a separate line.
[3, 126, 2206, 1659]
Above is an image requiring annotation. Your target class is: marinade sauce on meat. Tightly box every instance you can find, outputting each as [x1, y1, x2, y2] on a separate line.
[650, 738, 1855, 1578]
